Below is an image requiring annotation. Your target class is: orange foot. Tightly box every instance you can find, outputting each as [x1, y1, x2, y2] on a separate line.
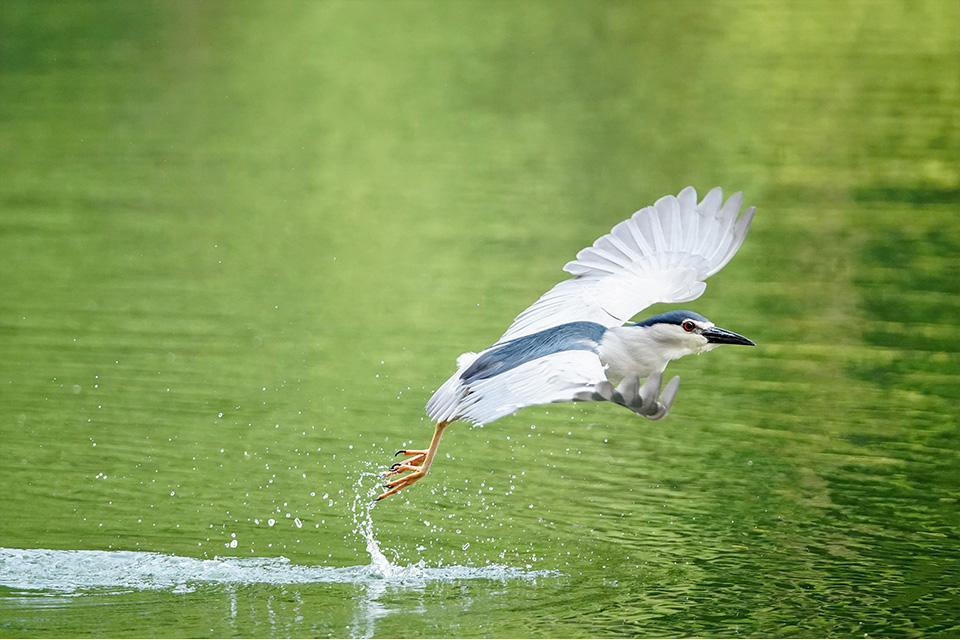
[376, 422, 449, 501]
[378, 450, 429, 499]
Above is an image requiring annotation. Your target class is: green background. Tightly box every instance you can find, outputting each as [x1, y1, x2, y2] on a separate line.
[1, 1, 958, 637]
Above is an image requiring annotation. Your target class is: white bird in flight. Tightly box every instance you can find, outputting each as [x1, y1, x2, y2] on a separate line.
[380, 186, 756, 500]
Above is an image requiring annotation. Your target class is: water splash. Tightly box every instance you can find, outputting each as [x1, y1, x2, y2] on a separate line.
[0, 463, 557, 600]
[0, 547, 555, 596]
[350, 468, 395, 578]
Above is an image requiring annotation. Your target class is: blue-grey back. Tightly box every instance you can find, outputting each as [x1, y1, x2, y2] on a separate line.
[460, 321, 607, 384]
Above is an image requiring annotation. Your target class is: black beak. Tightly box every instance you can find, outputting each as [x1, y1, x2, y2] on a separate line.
[702, 326, 755, 346]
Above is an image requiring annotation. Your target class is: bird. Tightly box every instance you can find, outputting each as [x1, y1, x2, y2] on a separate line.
[379, 186, 756, 500]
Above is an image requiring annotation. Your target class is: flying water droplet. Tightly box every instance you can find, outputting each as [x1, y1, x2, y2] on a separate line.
[351, 469, 393, 577]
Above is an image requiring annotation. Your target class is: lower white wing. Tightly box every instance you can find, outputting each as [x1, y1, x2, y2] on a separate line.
[426, 350, 607, 426]
[499, 186, 755, 342]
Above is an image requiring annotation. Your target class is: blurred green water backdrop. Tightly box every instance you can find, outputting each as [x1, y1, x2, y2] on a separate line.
[1, 1, 958, 637]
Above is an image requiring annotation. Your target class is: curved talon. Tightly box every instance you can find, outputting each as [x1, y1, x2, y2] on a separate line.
[378, 476, 419, 500]
[383, 470, 424, 489]
[381, 463, 422, 477]
[377, 422, 450, 501]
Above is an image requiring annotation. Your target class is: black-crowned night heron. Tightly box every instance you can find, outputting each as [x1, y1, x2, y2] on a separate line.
[379, 186, 756, 500]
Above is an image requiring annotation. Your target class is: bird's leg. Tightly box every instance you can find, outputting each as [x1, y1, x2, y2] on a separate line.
[377, 420, 450, 500]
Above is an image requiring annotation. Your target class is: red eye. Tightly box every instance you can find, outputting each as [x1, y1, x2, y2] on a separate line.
[682, 321, 696, 332]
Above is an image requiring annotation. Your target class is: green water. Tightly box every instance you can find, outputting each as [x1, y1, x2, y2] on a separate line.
[1, 1, 958, 637]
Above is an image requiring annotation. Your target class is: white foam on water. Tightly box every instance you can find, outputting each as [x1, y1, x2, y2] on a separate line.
[0, 547, 551, 595]
[0, 470, 556, 596]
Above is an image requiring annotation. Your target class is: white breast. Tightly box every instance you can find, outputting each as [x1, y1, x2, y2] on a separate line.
[598, 325, 708, 385]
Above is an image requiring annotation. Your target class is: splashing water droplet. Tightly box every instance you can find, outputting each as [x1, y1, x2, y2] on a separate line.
[351, 470, 393, 577]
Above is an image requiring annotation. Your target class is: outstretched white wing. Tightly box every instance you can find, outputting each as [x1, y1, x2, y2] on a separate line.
[499, 186, 755, 342]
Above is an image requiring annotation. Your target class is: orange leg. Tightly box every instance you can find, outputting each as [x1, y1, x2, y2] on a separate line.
[378, 421, 450, 500]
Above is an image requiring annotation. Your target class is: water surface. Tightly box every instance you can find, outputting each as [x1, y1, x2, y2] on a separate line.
[1, 1, 958, 637]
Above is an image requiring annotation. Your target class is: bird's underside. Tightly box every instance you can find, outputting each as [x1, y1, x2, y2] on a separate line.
[377, 186, 755, 501]
[379, 372, 680, 500]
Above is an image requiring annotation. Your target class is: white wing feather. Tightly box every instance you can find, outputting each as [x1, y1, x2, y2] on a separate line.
[499, 187, 755, 341]
[427, 350, 607, 426]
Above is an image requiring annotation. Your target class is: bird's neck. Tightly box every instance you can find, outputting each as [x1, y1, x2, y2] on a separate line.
[597, 325, 695, 385]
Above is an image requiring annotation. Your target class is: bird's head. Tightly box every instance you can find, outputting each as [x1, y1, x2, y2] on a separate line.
[632, 310, 755, 358]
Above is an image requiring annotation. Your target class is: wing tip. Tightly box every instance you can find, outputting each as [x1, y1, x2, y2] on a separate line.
[505, 186, 756, 340]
